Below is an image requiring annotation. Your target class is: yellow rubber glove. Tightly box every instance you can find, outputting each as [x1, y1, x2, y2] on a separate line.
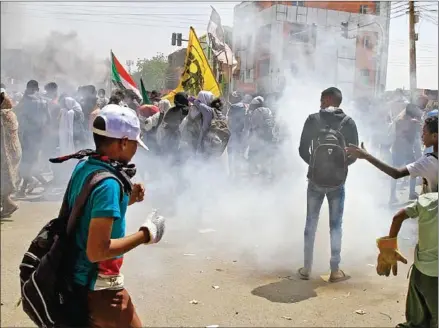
[376, 236, 408, 276]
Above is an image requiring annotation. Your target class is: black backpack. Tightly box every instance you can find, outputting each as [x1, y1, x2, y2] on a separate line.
[19, 170, 123, 328]
[309, 115, 350, 188]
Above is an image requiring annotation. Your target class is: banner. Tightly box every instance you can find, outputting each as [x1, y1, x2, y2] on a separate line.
[163, 27, 221, 102]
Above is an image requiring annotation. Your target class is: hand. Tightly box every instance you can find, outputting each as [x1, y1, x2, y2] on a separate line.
[345, 142, 370, 159]
[188, 96, 196, 103]
[129, 183, 145, 205]
[139, 210, 165, 245]
[376, 236, 408, 276]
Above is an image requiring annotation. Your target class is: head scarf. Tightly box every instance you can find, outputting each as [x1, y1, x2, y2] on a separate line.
[158, 99, 171, 114]
[197, 90, 214, 106]
[63, 96, 83, 114]
[174, 92, 189, 107]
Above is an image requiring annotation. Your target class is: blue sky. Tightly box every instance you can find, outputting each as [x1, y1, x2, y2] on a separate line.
[2, 1, 437, 90]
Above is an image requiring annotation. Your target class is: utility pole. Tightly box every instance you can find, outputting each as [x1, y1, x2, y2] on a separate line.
[408, 0, 417, 101]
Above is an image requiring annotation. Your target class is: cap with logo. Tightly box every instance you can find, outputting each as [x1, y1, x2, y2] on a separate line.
[93, 104, 149, 150]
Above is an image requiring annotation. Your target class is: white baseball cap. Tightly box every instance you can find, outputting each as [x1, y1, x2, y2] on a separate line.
[93, 104, 149, 150]
[0, 88, 5, 94]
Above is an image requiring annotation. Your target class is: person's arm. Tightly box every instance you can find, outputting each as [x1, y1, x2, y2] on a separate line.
[85, 179, 149, 263]
[389, 200, 419, 238]
[87, 218, 149, 263]
[298, 115, 314, 165]
[343, 118, 359, 165]
[346, 142, 410, 179]
[388, 208, 410, 238]
[364, 153, 410, 179]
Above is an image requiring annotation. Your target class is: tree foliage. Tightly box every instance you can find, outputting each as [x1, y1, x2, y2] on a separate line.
[133, 52, 169, 91]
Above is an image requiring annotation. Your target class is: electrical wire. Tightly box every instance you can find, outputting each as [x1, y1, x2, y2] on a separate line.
[1, 11, 207, 30]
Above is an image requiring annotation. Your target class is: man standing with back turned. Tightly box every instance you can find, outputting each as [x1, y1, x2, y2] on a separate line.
[298, 87, 359, 282]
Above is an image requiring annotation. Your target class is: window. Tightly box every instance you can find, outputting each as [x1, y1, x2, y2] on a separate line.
[375, 2, 380, 15]
[363, 36, 371, 49]
[246, 69, 251, 79]
[259, 59, 270, 77]
[359, 5, 369, 14]
[360, 69, 370, 77]
[292, 1, 305, 6]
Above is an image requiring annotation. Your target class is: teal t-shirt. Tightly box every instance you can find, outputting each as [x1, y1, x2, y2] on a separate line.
[68, 158, 129, 289]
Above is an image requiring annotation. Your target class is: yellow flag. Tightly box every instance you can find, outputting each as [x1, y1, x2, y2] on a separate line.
[163, 27, 221, 103]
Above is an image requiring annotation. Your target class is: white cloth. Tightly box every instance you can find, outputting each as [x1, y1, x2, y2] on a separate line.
[406, 154, 438, 192]
[143, 112, 162, 132]
[59, 108, 75, 155]
[158, 99, 171, 115]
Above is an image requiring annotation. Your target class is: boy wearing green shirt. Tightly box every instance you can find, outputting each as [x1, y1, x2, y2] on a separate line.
[376, 192, 438, 328]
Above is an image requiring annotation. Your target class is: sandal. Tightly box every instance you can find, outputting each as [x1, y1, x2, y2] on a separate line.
[1, 204, 19, 218]
[329, 269, 350, 283]
[297, 267, 310, 280]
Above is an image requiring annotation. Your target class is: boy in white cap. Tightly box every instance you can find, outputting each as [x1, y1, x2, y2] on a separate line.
[55, 104, 164, 327]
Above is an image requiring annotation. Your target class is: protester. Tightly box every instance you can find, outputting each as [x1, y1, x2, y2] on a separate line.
[388, 104, 423, 202]
[15, 80, 50, 196]
[244, 96, 275, 179]
[376, 192, 437, 328]
[97, 88, 109, 109]
[298, 87, 359, 282]
[227, 91, 247, 178]
[158, 92, 189, 159]
[150, 90, 161, 104]
[59, 93, 86, 149]
[124, 89, 142, 115]
[0, 90, 21, 217]
[42, 82, 61, 168]
[346, 115, 438, 197]
[51, 104, 164, 327]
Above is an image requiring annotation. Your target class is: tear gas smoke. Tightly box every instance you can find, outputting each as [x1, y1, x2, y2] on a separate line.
[1, 3, 109, 92]
[126, 21, 399, 277]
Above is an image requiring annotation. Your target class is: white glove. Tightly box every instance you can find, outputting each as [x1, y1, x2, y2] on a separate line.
[140, 209, 165, 244]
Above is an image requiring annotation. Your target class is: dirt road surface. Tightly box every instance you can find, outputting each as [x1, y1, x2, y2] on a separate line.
[1, 190, 417, 327]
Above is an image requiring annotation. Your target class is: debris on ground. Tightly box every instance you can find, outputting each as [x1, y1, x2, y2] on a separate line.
[183, 253, 195, 256]
[216, 268, 223, 272]
[345, 292, 351, 297]
[355, 309, 366, 315]
[379, 312, 392, 320]
[367, 264, 375, 267]
[281, 316, 292, 321]
[206, 325, 219, 328]
[212, 285, 219, 289]
[190, 300, 199, 304]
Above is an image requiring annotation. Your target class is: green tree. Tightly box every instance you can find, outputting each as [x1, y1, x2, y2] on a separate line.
[133, 53, 169, 92]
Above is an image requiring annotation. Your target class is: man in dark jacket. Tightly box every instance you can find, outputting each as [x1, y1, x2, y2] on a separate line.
[298, 87, 358, 282]
[15, 80, 50, 196]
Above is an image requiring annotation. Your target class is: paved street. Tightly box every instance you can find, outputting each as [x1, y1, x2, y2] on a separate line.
[1, 168, 418, 327]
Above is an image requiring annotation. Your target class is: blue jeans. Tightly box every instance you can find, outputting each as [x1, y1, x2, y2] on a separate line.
[304, 182, 345, 272]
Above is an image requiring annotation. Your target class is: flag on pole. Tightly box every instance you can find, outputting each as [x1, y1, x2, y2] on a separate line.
[140, 78, 151, 105]
[207, 6, 237, 68]
[111, 51, 141, 98]
[163, 27, 221, 102]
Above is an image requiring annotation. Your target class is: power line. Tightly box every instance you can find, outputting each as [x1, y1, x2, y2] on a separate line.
[1, 11, 206, 30]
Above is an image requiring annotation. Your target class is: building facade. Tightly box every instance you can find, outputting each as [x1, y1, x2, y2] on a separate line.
[232, 1, 391, 100]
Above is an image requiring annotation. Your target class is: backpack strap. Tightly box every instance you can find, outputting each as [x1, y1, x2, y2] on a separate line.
[426, 152, 438, 160]
[65, 170, 122, 236]
[337, 116, 350, 132]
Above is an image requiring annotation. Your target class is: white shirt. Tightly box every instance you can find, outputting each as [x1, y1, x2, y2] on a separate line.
[406, 154, 438, 192]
